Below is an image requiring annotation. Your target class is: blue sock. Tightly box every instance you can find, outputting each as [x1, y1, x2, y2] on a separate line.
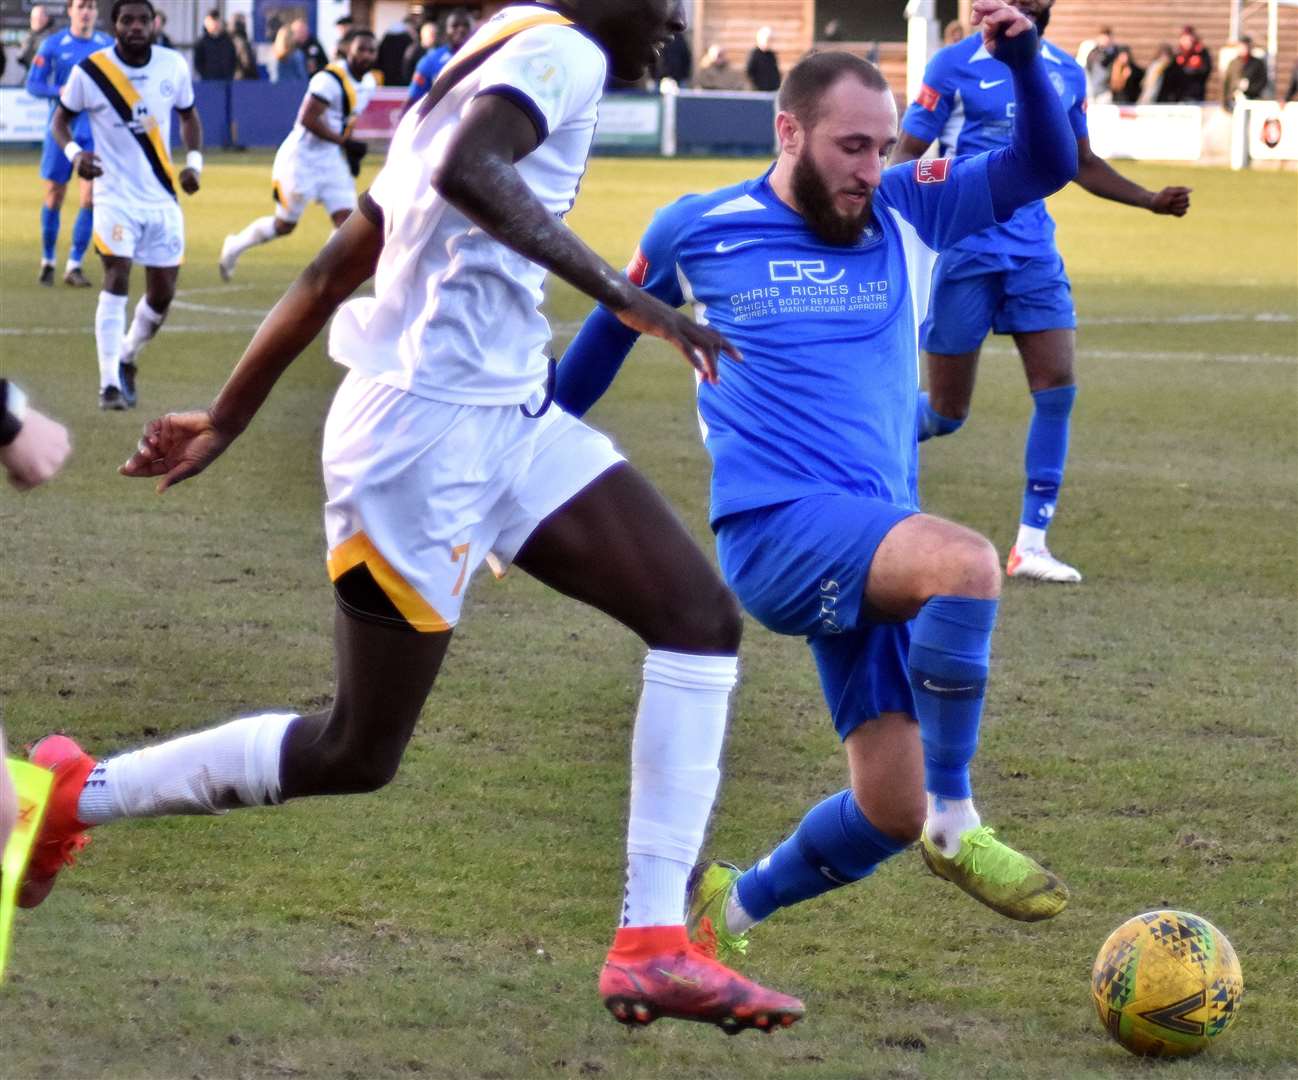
[40, 205, 60, 264]
[908, 596, 998, 800]
[70, 207, 94, 264]
[734, 790, 909, 923]
[916, 390, 966, 443]
[1020, 384, 1076, 531]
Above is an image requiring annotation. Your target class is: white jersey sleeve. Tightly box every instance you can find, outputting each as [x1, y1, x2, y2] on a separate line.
[172, 53, 195, 110]
[472, 24, 605, 140]
[307, 68, 343, 109]
[60, 63, 91, 114]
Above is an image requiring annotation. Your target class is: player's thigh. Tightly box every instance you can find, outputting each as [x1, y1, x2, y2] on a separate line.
[866, 513, 1000, 617]
[844, 711, 924, 841]
[925, 348, 983, 419]
[271, 177, 308, 225]
[508, 417, 739, 652]
[134, 203, 185, 272]
[318, 172, 358, 224]
[717, 494, 914, 639]
[996, 253, 1077, 389]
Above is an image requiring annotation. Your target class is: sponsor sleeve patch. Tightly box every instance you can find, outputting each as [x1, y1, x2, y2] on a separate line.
[916, 83, 940, 111]
[626, 246, 649, 286]
[914, 158, 951, 184]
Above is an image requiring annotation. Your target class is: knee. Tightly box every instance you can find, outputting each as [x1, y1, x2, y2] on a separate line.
[928, 389, 971, 422]
[923, 534, 1001, 602]
[651, 580, 743, 654]
[1027, 371, 1075, 395]
[306, 724, 403, 795]
[275, 219, 296, 236]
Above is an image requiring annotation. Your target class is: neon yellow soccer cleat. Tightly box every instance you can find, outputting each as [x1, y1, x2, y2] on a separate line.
[686, 860, 751, 964]
[920, 825, 1069, 922]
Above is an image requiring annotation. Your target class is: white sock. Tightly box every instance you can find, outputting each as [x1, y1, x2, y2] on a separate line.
[95, 291, 128, 388]
[925, 793, 980, 858]
[724, 886, 758, 935]
[228, 216, 280, 257]
[76, 712, 297, 824]
[621, 650, 737, 927]
[122, 296, 166, 361]
[65, 257, 82, 272]
[1016, 524, 1048, 551]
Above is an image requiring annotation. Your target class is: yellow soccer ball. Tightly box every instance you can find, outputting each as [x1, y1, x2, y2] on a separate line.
[1092, 910, 1243, 1057]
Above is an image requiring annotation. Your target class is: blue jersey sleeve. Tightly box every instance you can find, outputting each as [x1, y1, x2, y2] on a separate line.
[877, 152, 998, 252]
[25, 36, 61, 100]
[406, 48, 445, 103]
[1067, 75, 1088, 140]
[900, 48, 956, 146]
[555, 201, 690, 417]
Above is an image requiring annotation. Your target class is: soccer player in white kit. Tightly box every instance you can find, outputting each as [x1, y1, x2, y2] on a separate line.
[51, 0, 202, 411]
[29, 0, 806, 1035]
[219, 29, 380, 282]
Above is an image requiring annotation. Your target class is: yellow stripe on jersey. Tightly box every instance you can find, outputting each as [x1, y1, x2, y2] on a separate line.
[327, 531, 451, 633]
[83, 51, 178, 200]
[324, 62, 357, 118]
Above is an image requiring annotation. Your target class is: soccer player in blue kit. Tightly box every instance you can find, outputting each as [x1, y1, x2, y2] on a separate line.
[26, 0, 112, 288]
[555, 0, 1077, 954]
[895, 0, 1192, 583]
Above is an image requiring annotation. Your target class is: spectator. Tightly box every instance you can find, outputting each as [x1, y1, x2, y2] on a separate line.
[404, 10, 474, 109]
[333, 15, 355, 62]
[153, 10, 173, 49]
[272, 24, 307, 82]
[942, 20, 965, 46]
[194, 9, 237, 81]
[696, 44, 746, 91]
[1173, 26, 1212, 102]
[404, 20, 437, 85]
[746, 26, 780, 92]
[231, 14, 259, 80]
[1137, 44, 1178, 104]
[1109, 46, 1143, 105]
[291, 17, 327, 76]
[1082, 27, 1117, 101]
[378, 16, 417, 86]
[18, 5, 53, 72]
[821, 19, 843, 43]
[656, 31, 692, 88]
[1223, 36, 1269, 109]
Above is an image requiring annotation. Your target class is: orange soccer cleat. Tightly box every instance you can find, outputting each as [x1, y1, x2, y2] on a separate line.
[19, 735, 97, 908]
[599, 925, 804, 1035]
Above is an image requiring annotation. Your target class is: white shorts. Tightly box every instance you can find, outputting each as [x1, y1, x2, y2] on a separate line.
[322, 370, 625, 631]
[92, 200, 184, 266]
[272, 152, 356, 223]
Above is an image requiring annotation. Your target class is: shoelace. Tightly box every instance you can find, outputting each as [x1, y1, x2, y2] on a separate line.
[951, 826, 1025, 885]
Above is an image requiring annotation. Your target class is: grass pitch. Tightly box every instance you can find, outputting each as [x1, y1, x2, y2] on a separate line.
[0, 149, 1295, 1079]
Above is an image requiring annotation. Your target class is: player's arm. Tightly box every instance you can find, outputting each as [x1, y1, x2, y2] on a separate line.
[299, 94, 346, 145]
[120, 208, 384, 492]
[401, 55, 435, 114]
[176, 106, 203, 194]
[890, 131, 933, 166]
[890, 38, 956, 166]
[24, 40, 60, 99]
[50, 102, 101, 179]
[1073, 138, 1191, 216]
[434, 93, 738, 382]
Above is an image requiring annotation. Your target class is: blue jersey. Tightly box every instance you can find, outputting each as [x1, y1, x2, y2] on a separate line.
[901, 35, 1086, 257]
[27, 28, 114, 142]
[628, 157, 998, 524]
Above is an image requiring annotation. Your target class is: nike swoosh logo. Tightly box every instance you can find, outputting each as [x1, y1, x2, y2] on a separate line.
[656, 968, 702, 987]
[715, 238, 764, 253]
[922, 679, 976, 694]
[979, 79, 1006, 90]
[1030, 484, 1053, 493]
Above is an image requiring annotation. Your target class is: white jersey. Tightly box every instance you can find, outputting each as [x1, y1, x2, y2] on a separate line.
[328, 5, 607, 406]
[61, 44, 194, 209]
[277, 61, 377, 174]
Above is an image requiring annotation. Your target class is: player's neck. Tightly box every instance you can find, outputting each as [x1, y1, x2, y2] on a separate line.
[70, 27, 95, 40]
[766, 155, 804, 218]
[114, 42, 151, 67]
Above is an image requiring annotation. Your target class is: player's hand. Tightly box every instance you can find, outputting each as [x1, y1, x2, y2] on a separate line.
[1149, 186, 1192, 216]
[971, 0, 1034, 62]
[0, 406, 72, 491]
[178, 167, 201, 195]
[119, 410, 235, 493]
[613, 290, 743, 384]
[73, 151, 103, 180]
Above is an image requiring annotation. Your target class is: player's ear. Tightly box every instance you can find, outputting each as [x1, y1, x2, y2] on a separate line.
[775, 110, 803, 156]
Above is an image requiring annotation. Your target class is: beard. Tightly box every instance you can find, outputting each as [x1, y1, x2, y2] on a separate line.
[791, 151, 873, 247]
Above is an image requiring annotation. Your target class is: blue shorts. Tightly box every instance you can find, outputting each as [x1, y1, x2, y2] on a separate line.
[40, 131, 93, 184]
[716, 494, 918, 740]
[920, 248, 1076, 355]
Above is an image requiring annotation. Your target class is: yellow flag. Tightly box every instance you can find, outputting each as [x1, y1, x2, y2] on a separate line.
[0, 759, 54, 984]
